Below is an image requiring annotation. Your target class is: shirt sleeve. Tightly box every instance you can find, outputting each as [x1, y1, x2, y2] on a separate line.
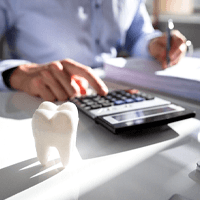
[0, 1, 31, 90]
[0, 59, 31, 90]
[124, 0, 162, 59]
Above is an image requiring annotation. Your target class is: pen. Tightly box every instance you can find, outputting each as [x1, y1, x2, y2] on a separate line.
[166, 19, 174, 67]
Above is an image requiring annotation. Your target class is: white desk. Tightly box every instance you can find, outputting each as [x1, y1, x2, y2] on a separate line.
[0, 81, 200, 200]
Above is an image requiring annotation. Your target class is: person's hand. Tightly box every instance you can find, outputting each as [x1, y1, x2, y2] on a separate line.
[149, 30, 187, 69]
[9, 59, 108, 101]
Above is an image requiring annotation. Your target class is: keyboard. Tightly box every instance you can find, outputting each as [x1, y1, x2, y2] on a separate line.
[71, 89, 195, 134]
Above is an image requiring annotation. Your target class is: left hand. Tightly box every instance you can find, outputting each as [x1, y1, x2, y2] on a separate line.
[149, 30, 187, 69]
[9, 59, 108, 102]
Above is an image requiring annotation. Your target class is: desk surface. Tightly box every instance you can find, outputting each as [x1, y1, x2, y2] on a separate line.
[0, 80, 200, 200]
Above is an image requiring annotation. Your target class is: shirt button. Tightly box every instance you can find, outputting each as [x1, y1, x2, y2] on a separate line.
[95, 3, 100, 9]
[95, 39, 100, 45]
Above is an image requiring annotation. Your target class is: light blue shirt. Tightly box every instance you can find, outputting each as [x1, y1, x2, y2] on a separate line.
[0, 0, 161, 90]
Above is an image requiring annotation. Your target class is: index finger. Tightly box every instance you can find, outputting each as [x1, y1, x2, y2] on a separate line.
[170, 30, 187, 53]
[61, 59, 108, 96]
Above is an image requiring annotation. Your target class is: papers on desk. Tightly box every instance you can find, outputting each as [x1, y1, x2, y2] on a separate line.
[104, 57, 200, 101]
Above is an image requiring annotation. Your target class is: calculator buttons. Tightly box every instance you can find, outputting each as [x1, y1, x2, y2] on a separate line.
[71, 89, 171, 118]
[114, 100, 125, 105]
[90, 97, 171, 117]
[125, 98, 135, 103]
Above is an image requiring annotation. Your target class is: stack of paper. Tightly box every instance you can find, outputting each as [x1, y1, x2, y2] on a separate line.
[104, 57, 200, 101]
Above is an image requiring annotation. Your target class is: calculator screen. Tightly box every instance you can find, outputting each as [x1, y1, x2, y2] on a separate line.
[111, 106, 175, 122]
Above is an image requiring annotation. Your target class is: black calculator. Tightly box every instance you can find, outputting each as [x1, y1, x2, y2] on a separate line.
[71, 89, 195, 134]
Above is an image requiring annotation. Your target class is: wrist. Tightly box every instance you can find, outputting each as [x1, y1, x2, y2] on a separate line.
[9, 64, 32, 91]
[2, 67, 18, 90]
[9, 66, 23, 90]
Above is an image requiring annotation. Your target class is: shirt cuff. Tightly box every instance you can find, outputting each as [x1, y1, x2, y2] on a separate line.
[131, 30, 162, 60]
[0, 59, 31, 91]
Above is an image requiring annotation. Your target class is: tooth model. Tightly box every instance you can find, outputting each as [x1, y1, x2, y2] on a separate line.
[32, 101, 79, 167]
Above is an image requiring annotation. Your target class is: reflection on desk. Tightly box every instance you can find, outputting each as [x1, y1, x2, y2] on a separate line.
[0, 90, 200, 200]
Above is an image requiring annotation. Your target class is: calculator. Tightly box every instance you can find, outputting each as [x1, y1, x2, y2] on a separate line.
[71, 89, 195, 134]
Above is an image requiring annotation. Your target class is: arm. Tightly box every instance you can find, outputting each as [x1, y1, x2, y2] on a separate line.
[0, 2, 108, 99]
[124, 1, 187, 68]
[124, 0, 162, 59]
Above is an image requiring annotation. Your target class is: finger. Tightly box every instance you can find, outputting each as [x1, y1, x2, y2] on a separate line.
[61, 59, 108, 95]
[170, 30, 187, 56]
[172, 30, 187, 45]
[72, 75, 88, 95]
[41, 70, 69, 101]
[31, 76, 56, 101]
[170, 48, 182, 64]
[162, 60, 168, 69]
[71, 78, 81, 97]
[39, 86, 56, 102]
[170, 42, 187, 62]
[163, 48, 183, 69]
[170, 45, 186, 66]
[49, 61, 80, 97]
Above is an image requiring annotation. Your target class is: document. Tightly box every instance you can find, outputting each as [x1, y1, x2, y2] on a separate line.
[156, 58, 200, 82]
[104, 57, 200, 101]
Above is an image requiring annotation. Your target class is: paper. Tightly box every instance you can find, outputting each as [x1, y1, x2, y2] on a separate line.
[156, 57, 200, 82]
[104, 57, 200, 101]
[105, 57, 161, 73]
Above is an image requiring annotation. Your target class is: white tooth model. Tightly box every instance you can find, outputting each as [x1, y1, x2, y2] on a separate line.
[32, 101, 79, 167]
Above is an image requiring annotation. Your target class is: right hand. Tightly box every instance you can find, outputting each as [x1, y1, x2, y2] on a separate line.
[9, 59, 108, 101]
[149, 30, 187, 69]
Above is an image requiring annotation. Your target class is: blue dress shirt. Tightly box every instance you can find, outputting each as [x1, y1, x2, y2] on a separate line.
[0, 0, 161, 90]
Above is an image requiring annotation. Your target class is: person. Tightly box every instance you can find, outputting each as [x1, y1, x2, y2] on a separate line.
[0, 0, 187, 101]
